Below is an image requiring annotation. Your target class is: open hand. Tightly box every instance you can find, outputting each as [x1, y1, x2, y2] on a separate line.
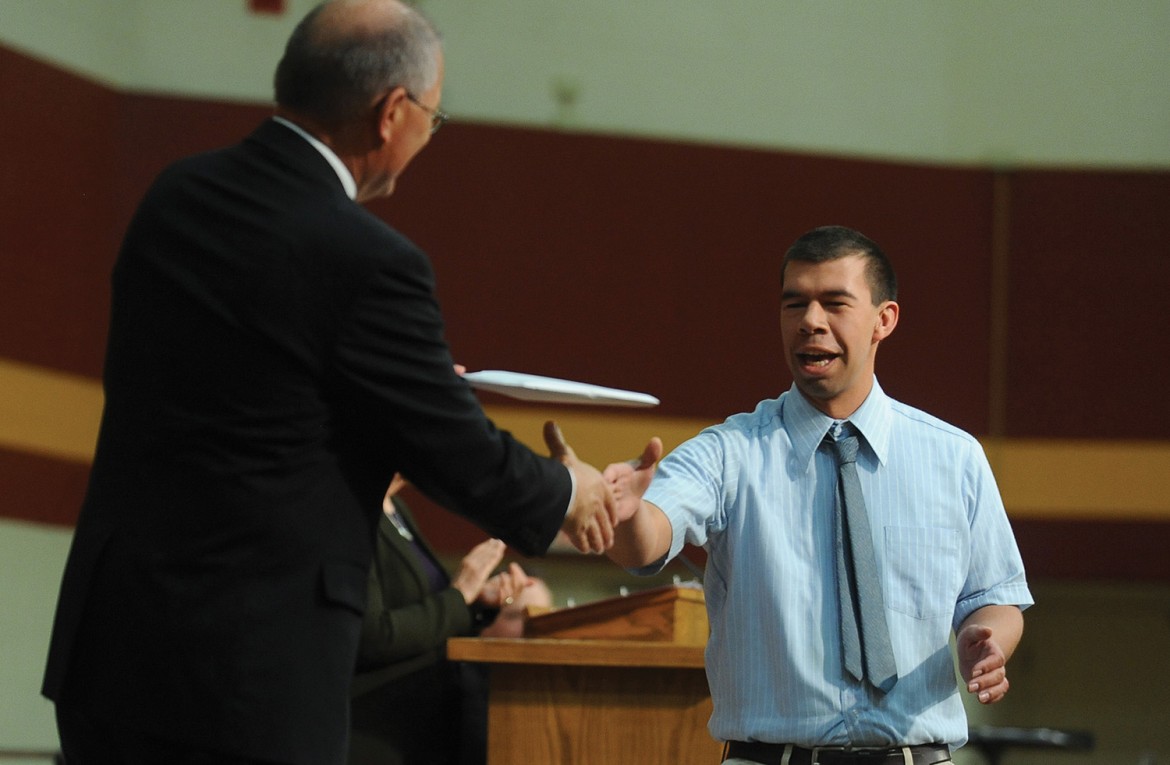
[603, 437, 663, 523]
[479, 561, 532, 609]
[451, 538, 507, 605]
[958, 623, 1010, 704]
[544, 421, 617, 554]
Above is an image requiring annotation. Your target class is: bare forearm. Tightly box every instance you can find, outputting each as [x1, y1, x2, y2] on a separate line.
[607, 500, 673, 569]
[961, 604, 1024, 661]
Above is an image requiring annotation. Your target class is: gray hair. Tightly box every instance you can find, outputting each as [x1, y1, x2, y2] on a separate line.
[274, 0, 441, 125]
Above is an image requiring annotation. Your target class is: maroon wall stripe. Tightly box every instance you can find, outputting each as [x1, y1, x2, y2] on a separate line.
[0, 447, 89, 527]
[1, 47, 123, 377]
[1010, 518, 1170, 582]
[7, 46, 1168, 437]
[1004, 170, 1170, 439]
[380, 125, 996, 430]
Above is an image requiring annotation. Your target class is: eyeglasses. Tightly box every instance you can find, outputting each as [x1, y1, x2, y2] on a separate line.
[406, 92, 449, 135]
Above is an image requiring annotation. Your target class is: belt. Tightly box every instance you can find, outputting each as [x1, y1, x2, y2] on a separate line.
[725, 743, 951, 765]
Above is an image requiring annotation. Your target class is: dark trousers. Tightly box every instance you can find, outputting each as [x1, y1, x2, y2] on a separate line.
[55, 703, 287, 765]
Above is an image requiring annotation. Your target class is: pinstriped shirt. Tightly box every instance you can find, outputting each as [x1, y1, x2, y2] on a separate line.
[640, 379, 1032, 749]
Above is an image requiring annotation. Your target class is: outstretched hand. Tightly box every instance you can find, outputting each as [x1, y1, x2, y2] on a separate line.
[544, 421, 618, 554]
[957, 622, 1010, 704]
[603, 437, 664, 522]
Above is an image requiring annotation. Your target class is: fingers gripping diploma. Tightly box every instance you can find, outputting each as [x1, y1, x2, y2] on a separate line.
[958, 623, 1010, 704]
[544, 421, 618, 554]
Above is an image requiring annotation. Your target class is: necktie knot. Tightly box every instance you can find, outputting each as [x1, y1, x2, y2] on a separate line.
[833, 433, 859, 465]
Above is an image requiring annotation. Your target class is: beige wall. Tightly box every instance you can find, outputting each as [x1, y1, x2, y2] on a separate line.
[1, 0, 1168, 167]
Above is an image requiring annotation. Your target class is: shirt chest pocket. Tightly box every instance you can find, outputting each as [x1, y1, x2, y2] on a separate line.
[882, 526, 962, 620]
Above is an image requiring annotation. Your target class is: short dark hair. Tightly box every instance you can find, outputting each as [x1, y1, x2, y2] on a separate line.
[274, 1, 441, 126]
[781, 225, 897, 304]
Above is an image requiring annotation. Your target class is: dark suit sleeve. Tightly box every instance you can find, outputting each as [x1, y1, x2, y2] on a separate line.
[327, 226, 570, 556]
[357, 561, 472, 670]
[355, 507, 488, 678]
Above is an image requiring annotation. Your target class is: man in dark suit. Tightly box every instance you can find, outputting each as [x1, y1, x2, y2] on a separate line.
[42, 2, 633, 763]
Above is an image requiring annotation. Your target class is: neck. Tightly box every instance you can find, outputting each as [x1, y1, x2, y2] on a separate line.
[800, 383, 872, 421]
[274, 108, 375, 198]
[276, 107, 367, 161]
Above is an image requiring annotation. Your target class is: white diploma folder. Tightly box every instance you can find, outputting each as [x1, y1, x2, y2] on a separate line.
[463, 370, 659, 408]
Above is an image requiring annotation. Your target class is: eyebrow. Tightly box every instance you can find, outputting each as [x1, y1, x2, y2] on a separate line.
[781, 288, 858, 300]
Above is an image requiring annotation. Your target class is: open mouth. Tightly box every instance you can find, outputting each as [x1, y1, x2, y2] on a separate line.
[796, 352, 838, 369]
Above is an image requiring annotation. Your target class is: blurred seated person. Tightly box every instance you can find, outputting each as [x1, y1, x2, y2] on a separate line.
[349, 474, 551, 765]
[480, 575, 552, 638]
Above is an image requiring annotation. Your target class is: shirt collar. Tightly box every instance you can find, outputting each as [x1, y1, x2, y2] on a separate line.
[271, 116, 357, 200]
[847, 379, 892, 465]
[781, 377, 893, 472]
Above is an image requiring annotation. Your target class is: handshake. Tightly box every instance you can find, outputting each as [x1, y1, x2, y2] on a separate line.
[544, 421, 664, 554]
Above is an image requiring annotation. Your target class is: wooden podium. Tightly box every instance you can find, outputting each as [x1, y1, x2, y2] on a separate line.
[447, 585, 720, 765]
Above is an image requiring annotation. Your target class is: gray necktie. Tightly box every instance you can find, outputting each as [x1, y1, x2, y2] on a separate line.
[831, 428, 897, 692]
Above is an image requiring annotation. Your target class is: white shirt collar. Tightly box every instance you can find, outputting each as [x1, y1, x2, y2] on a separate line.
[271, 116, 357, 200]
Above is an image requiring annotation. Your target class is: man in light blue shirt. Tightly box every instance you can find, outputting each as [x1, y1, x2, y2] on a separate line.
[608, 226, 1032, 765]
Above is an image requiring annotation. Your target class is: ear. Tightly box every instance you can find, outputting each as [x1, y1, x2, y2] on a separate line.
[872, 300, 899, 343]
[375, 87, 410, 144]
